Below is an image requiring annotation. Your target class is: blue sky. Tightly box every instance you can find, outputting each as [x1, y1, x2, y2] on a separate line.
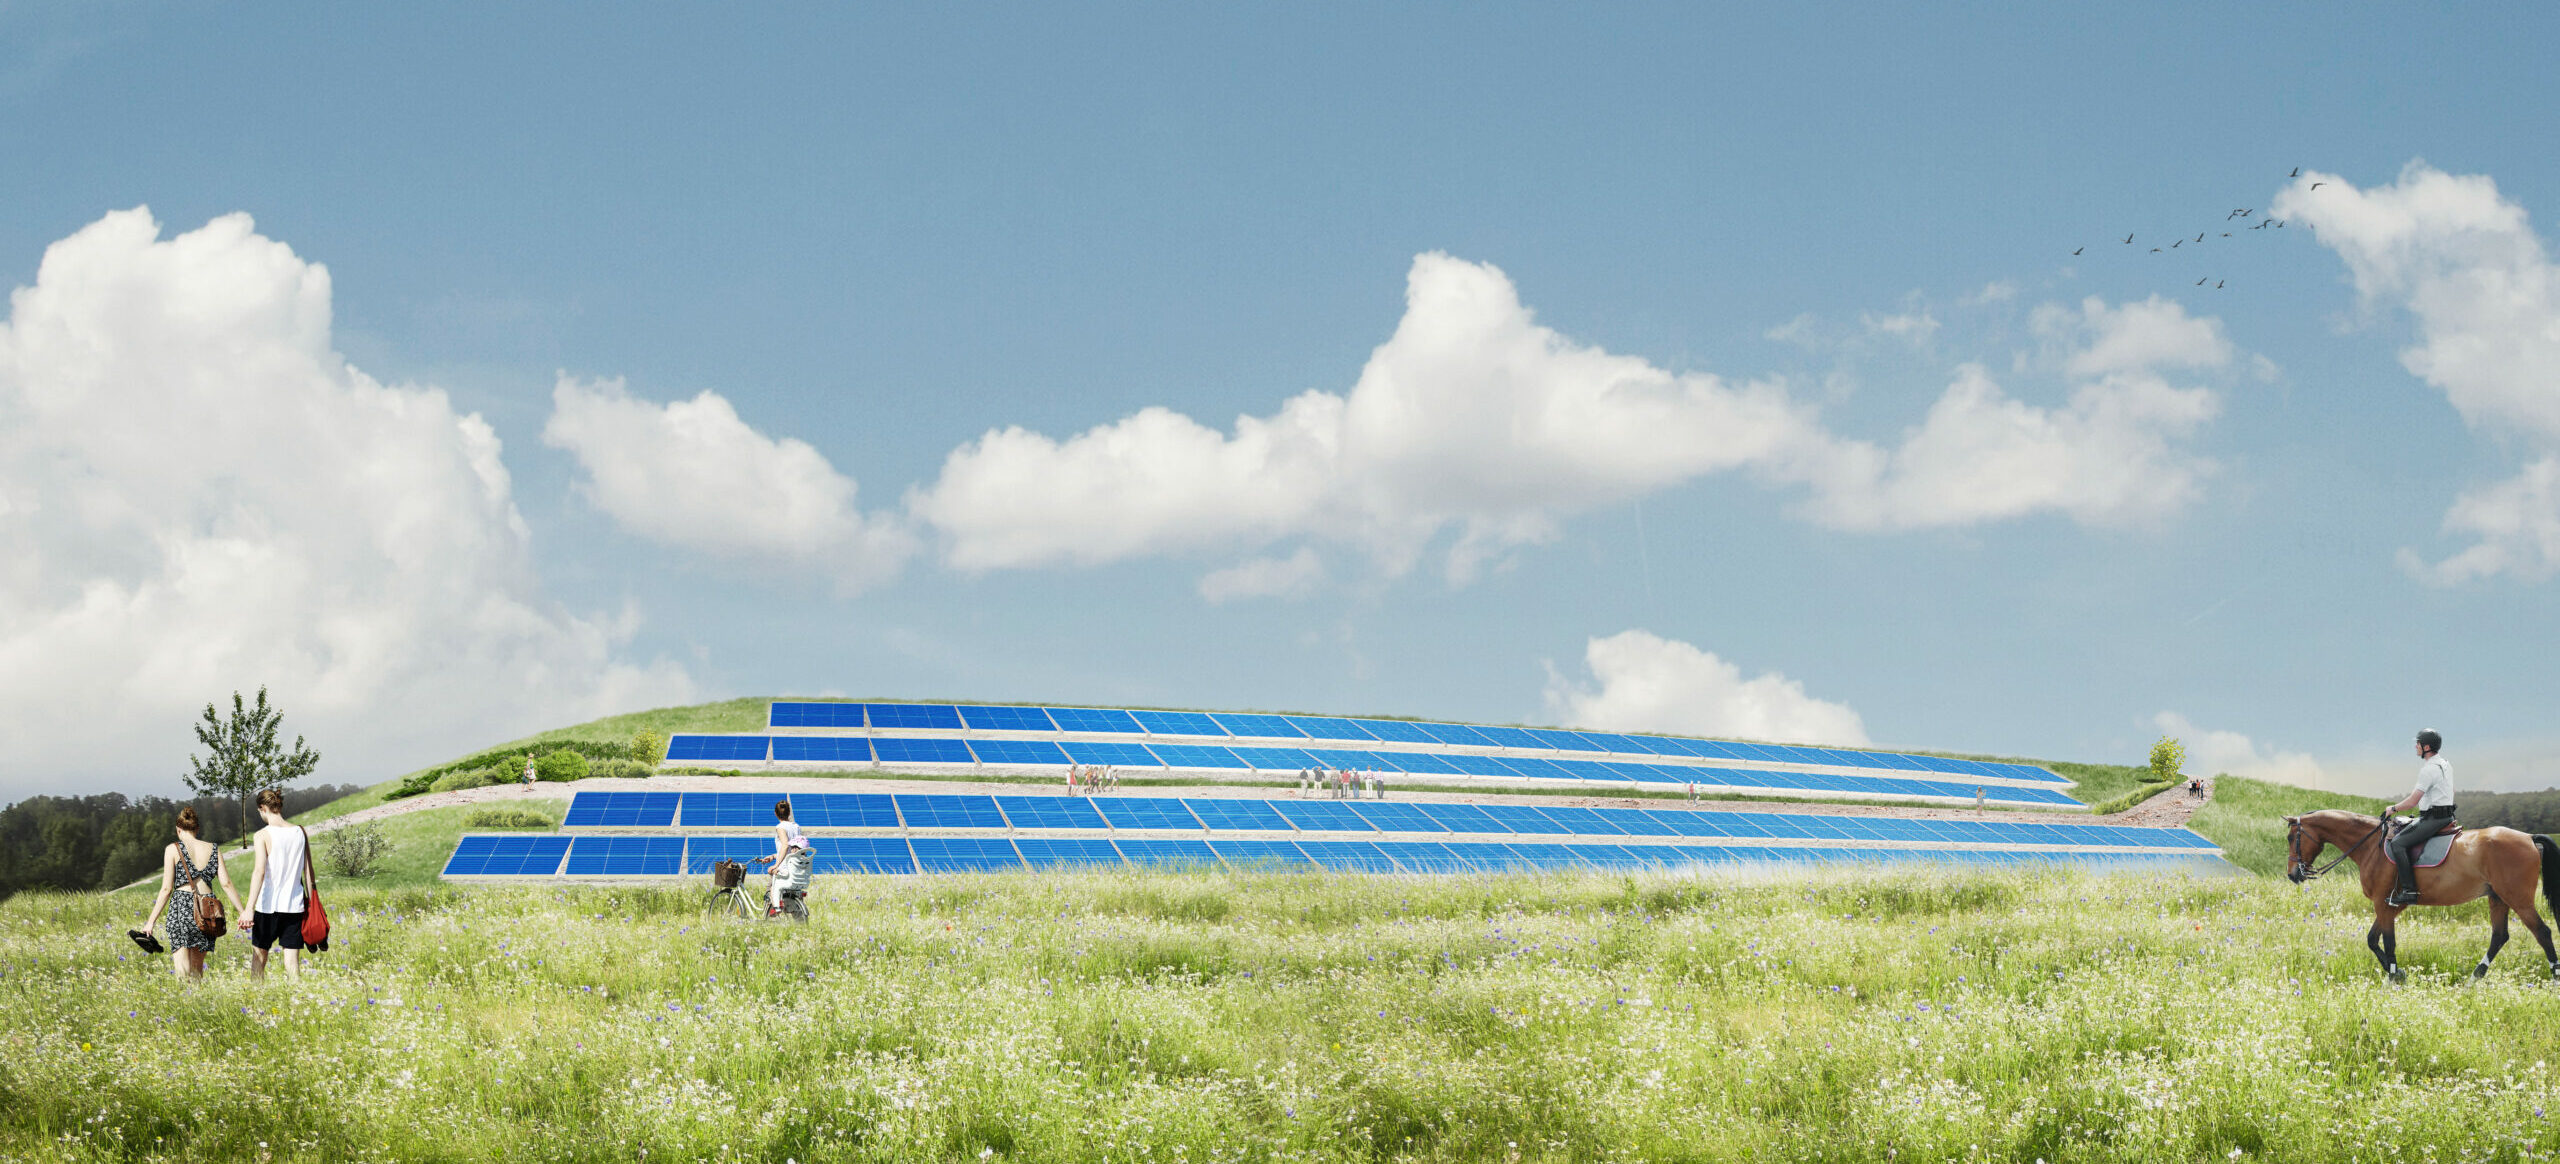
[5, 5, 2557, 799]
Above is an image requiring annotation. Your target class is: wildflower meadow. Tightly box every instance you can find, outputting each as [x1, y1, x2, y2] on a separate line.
[5, 863, 2558, 1162]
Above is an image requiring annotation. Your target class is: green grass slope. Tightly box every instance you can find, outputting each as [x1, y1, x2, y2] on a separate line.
[15, 866, 2559, 1162]
[2184, 775, 2387, 876]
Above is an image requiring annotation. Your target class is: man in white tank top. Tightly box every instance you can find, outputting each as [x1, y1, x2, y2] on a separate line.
[244, 788, 311, 980]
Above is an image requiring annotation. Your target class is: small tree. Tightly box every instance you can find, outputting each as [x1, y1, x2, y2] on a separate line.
[321, 821, 392, 878]
[186, 688, 321, 833]
[2148, 735, 2186, 783]
[630, 730, 665, 767]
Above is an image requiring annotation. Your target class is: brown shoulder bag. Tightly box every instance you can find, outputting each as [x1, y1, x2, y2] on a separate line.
[190, 842, 228, 939]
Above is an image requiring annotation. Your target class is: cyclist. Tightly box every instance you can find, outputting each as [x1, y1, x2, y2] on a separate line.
[749, 799, 814, 917]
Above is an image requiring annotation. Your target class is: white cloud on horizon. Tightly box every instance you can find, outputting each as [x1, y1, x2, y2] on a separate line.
[2153, 711, 2328, 789]
[2279, 164, 2560, 583]
[543, 376, 914, 589]
[908, 254, 2233, 587]
[1544, 629, 1870, 747]
[0, 208, 691, 795]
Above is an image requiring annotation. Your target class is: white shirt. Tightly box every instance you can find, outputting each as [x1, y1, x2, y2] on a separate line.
[254, 825, 308, 913]
[2414, 756, 2455, 811]
[775, 818, 808, 860]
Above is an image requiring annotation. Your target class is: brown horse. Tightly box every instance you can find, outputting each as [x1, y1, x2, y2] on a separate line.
[2285, 808, 2560, 983]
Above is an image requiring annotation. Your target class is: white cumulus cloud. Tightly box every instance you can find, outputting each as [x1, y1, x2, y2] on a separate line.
[910, 254, 2231, 587]
[2280, 164, 2560, 582]
[1544, 630, 1869, 747]
[543, 376, 913, 588]
[1197, 547, 1326, 603]
[0, 209, 690, 796]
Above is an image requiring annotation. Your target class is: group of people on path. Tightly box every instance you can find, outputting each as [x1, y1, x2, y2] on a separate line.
[1300, 768, 1387, 799]
[1065, 764, 1119, 795]
[138, 788, 318, 981]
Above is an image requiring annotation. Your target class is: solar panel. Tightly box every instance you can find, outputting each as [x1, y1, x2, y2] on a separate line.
[1269, 801, 1375, 832]
[682, 835, 773, 875]
[1045, 707, 1146, 734]
[810, 837, 917, 874]
[1060, 741, 1160, 766]
[1525, 729, 1604, 752]
[1416, 722, 1497, 747]
[1488, 843, 1583, 870]
[1589, 808, 1678, 836]
[1014, 838, 1124, 869]
[1439, 842, 1516, 872]
[1227, 747, 1320, 771]
[1668, 738, 1750, 761]
[1441, 754, 1524, 778]
[1604, 761, 1681, 784]
[1382, 752, 1465, 775]
[679, 792, 781, 828]
[957, 705, 1058, 732]
[1694, 811, 1772, 838]
[564, 836, 685, 876]
[1531, 806, 1624, 834]
[1634, 810, 1720, 838]
[1353, 719, 1438, 744]
[1469, 725, 1552, 750]
[1610, 735, 1690, 757]
[992, 796, 1110, 830]
[1210, 713, 1306, 739]
[1150, 744, 1247, 769]
[789, 793, 900, 829]
[1092, 799, 1204, 831]
[1490, 756, 1576, 780]
[1570, 732, 1647, 755]
[872, 738, 976, 765]
[1303, 748, 1390, 769]
[862, 704, 965, 731]
[665, 734, 772, 762]
[1182, 799, 1294, 831]
[1116, 838, 1221, 870]
[771, 736, 873, 763]
[893, 795, 1007, 829]
[562, 791, 679, 828]
[442, 835, 571, 877]
[910, 837, 1023, 872]
[768, 701, 866, 729]
[1209, 839, 1315, 871]
[1285, 716, 1379, 741]
[1347, 803, 1448, 833]
[1377, 841, 1468, 874]
[1413, 803, 1509, 833]
[1297, 840, 1402, 873]
[1855, 750, 1929, 772]
[968, 739, 1072, 766]
[1475, 804, 1565, 834]
[1130, 710, 1228, 737]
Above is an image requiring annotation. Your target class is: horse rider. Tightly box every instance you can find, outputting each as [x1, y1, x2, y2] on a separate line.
[2383, 729, 2456, 907]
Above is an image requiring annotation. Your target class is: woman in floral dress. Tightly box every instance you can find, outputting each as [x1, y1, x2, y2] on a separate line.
[141, 806, 245, 979]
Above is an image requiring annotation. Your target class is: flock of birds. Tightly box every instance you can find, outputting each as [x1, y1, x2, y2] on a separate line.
[2070, 166, 2313, 291]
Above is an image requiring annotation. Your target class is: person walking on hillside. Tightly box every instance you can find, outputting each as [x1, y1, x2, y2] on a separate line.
[2384, 730, 2458, 906]
[142, 806, 244, 980]
[243, 789, 313, 981]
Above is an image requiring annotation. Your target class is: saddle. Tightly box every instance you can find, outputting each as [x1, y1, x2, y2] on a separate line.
[2390, 820, 2461, 868]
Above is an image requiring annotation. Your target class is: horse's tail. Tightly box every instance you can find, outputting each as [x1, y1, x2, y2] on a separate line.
[2537, 834, 2560, 925]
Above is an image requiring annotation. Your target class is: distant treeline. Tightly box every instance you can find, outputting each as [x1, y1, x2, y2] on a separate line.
[2460, 789, 2560, 836]
[0, 785, 364, 900]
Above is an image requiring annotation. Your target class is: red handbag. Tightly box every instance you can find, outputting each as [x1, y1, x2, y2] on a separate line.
[298, 827, 330, 951]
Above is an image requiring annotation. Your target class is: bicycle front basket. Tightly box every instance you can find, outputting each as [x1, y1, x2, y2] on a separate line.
[711, 860, 744, 889]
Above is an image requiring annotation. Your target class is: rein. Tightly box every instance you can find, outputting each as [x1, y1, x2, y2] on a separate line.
[2291, 817, 2383, 881]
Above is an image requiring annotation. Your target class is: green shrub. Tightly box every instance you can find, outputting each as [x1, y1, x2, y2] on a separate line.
[536, 750, 590, 782]
[463, 807, 558, 830]
[428, 766, 502, 794]
[318, 821, 392, 878]
[585, 758, 653, 780]
[629, 730, 665, 765]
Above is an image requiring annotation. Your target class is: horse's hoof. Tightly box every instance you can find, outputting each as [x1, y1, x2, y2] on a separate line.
[2389, 969, 2407, 986]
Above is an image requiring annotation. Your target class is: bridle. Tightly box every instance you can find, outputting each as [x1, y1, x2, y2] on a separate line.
[2287, 815, 2383, 883]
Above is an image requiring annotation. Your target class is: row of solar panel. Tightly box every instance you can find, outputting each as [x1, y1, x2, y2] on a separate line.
[764, 703, 2060, 784]
[446, 833, 2229, 879]
[561, 791, 2214, 850]
[668, 734, 2082, 806]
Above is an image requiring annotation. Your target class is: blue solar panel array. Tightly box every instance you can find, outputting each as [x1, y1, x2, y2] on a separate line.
[443, 836, 572, 876]
[745, 702, 2071, 792]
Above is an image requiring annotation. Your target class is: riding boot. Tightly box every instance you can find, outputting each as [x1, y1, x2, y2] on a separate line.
[2387, 855, 2420, 907]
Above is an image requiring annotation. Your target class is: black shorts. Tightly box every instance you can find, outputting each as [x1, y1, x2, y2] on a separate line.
[251, 910, 306, 951]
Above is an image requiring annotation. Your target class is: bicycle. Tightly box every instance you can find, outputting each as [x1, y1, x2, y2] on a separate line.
[705, 854, 811, 922]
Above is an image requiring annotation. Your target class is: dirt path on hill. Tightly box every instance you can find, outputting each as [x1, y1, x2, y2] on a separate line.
[311, 769, 2206, 833]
